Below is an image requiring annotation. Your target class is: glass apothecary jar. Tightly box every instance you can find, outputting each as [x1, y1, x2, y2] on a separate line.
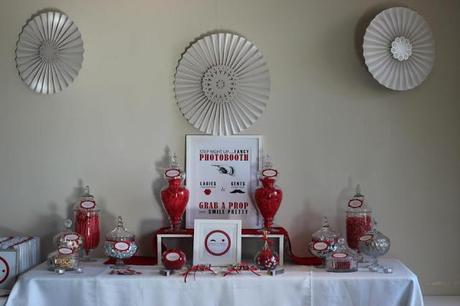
[308, 217, 339, 260]
[346, 185, 372, 251]
[104, 216, 138, 269]
[47, 244, 80, 273]
[160, 154, 189, 232]
[53, 219, 83, 253]
[326, 238, 359, 272]
[255, 155, 283, 233]
[74, 186, 100, 261]
[358, 219, 390, 268]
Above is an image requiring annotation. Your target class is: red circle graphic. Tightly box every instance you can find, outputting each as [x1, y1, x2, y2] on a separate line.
[204, 230, 231, 256]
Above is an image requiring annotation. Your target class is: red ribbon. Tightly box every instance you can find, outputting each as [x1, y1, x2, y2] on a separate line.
[182, 265, 216, 283]
[223, 263, 260, 277]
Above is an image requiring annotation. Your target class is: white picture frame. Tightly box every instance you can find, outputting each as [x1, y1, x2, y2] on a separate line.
[193, 219, 242, 266]
[185, 135, 263, 229]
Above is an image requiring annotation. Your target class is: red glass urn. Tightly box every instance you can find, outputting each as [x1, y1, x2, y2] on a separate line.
[255, 156, 282, 232]
[160, 154, 189, 232]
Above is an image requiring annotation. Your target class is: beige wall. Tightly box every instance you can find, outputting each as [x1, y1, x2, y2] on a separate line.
[0, 0, 459, 295]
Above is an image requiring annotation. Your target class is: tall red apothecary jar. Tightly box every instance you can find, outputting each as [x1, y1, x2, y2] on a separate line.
[160, 154, 189, 232]
[74, 186, 100, 261]
[346, 185, 372, 251]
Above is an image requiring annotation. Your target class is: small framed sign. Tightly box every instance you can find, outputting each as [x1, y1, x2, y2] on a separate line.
[185, 135, 263, 228]
[193, 219, 242, 266]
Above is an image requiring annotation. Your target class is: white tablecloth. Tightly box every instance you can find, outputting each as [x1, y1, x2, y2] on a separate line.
[6, 258, 423, 306]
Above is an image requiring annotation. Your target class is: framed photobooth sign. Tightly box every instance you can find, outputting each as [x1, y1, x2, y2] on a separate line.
[193, 219, 242, 266]
[185, 135, 263, 229]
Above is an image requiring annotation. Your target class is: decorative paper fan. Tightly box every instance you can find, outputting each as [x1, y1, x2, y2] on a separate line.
[363, 7, 435, 91]
[16, 11, 84, 94]
[175, 33, 270, 135]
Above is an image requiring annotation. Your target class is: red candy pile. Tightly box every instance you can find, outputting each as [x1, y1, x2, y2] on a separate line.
[75, 209, 100, 252]
[346, 215, 372, 250]
[160, 178, 189, 229]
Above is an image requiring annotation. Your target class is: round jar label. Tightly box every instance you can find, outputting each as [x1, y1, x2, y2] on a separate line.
[80, 201, 96, 209]
[58, 247, 73, 255]
[64, 234, 79, 241]
[348, 199, 363, 208]
[262, 169, 278, 177]
[313, 241, 328, 251]
[332, 252, 347, 259]
[0, 257, 10, 284]
[165, 169, 181, 178]
[165, 252, 180, 261]
[360, 234, 373, 241]
[114, 241, 130, 251]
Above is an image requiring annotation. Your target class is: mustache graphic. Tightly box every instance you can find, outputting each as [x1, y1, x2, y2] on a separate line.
[230, 189, 245, 194]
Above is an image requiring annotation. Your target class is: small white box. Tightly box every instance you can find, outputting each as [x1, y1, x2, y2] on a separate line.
[0, 250, 17, 290]
[0, 237, 40, 290]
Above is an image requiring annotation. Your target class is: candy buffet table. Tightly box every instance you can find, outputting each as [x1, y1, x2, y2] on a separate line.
[5, 258, 423, 306]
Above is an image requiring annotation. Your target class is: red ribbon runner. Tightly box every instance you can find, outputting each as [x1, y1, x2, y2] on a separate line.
[152, 226, 322, 266]
[182, 264, 216, 282]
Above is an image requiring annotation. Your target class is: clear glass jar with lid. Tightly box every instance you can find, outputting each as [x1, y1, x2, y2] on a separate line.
[346, 185, 372, 250]
[358, 219, 390, 269]
[308, 217, 339, 260]
[74, 185, 100, 261]
[53, 219, 83, 253]
[47, 242, 80, 273]
[326, 238, 359, 272]
[103, 216, 138, 269]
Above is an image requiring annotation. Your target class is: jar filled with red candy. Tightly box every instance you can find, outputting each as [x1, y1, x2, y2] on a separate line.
[254, 231, 279, 271]
[162, 248, 186, 270]
[74, 185, 100, 261]
[160, 154, 189, 232]
[255, 155, 283, 233]
[346, 185, 372, 251]
[325, 238, 358, 272]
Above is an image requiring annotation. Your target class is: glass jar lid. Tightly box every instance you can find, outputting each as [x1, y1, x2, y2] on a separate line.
[312, 217, 339, 242]
[106, 216, 135, 242]
[259, 155, 279, 179]
[75, 185, 98, 211]
[53, 219, 83, 251]
[347, 184, 371, 213]
[327, 237, 359, 261]
[164, 153, 184, 180]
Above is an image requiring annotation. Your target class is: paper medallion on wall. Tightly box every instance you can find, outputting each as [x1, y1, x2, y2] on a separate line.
[15, 11, 84, 94]
[175, 32, 270, 135]
[363, 7, 435, 91]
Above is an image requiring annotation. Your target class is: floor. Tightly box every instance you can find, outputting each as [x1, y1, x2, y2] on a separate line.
[424, 296, 460, 306]
[1, 295, 459, 305]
